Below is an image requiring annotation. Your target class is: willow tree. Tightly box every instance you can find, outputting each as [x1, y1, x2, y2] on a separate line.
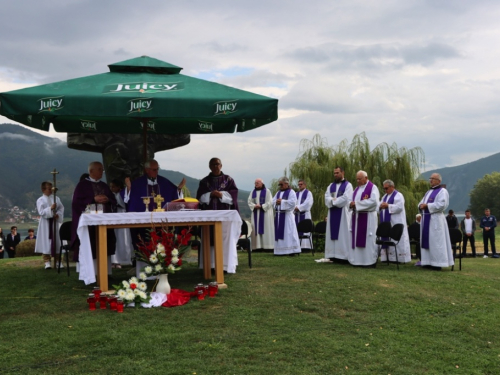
[288, 133, 428, 223]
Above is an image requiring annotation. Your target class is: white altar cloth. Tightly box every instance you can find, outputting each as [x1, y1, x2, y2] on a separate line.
[77, 210, 242, 285]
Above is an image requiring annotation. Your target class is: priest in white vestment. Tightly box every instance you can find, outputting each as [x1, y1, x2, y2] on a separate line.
[272, 177, 301, 255]
[35, 181, 64, 269]
[348, 171, 380, 267]
[379, 179, 411, 263]
[248, 178, 275, 251]
[325, 167, 353, 262]
[294, 180, 314, 250]
[418, 173, 454, 270]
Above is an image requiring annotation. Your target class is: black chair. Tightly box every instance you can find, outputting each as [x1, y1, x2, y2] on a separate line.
[313, 220, 327, 252]
[449, 228, 463, 271]
[376, 222, 404, 270]
[296, 219, 314, 255]
[237, 221, 252, 268]
[58, 220, 72, 276]
[408, 222, 421, 260]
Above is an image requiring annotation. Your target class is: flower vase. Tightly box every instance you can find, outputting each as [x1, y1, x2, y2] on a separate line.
[155, 274, 171, 295]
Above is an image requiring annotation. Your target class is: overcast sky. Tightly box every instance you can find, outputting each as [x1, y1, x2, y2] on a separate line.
[1, 0, 500, 190]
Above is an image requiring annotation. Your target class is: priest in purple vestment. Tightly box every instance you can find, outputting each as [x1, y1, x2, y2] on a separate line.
[196, 157, 239, 273]
[196, 158, 239, 212]
[124, 159, 185, 274]
[71, 161, 117, 260]
[124, 159, 185, 212]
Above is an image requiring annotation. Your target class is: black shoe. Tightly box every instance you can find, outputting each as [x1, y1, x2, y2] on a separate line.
[430, 266, 442, 271]
[493, 254, 500, 258]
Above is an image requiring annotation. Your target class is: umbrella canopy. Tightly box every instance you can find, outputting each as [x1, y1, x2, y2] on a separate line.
[0, 56, 278, 135]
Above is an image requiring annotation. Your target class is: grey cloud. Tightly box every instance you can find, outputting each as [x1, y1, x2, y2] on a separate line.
[195, 42, 249, 54]
[286, 42, 461, 71]
[216, 70, 300, 90]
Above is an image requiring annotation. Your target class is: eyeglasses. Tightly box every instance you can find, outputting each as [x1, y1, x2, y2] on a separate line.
[383, 187, 390, 190]
[148, 168, 159, 171]
[429, 177, 439, 180]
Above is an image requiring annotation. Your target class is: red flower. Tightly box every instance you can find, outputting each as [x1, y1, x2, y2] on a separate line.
[130, 283, 137, 290]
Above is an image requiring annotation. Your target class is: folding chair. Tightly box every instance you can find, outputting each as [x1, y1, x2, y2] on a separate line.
[296, 219, 314, 255]
[408, 222, 420, 260]
[58, 221, 72, 276]
[449, 228, 463, 271]
[313, 220, 327, 252]
[237, 220, 252, 268]
[376, 222, 404, 270]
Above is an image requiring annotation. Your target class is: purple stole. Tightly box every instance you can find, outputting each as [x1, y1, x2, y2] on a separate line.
[275, 189, 291, 241]
[380, 190, 398, 223]
[295, 189, 310, 235]
[351, 181, 374, 249]
[329, 180, 349, 240]
[380, 190, 398, 248]
[421, 187, 443, 249]
[252, 188, 266, 235]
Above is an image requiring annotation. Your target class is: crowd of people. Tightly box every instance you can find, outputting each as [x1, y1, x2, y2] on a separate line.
[3, 161, 497, 274]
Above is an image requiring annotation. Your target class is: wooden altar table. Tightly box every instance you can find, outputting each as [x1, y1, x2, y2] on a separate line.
[76, 210, 242, 292]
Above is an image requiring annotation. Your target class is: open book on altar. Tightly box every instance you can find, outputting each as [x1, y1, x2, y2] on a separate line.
[163, 197, 200, 211]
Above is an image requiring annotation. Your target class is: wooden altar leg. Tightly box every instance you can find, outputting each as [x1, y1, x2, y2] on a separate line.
[97, 225, 109, 292]
[213, 222, 226, 288]
[202, 225, 211, 279]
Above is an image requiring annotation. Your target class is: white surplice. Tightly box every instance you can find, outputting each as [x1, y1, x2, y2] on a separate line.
[418, 188, 454, 267]
[35, 194, 64, 255]
[272, 189, 301, 255]
[349, 182, 380, 266]
[296, 189, 314, 249]
[111, 192, 133, 265]
[324, 181, 353, 260]
[248, 188, 275, 250]
[379, 190, 412, 263]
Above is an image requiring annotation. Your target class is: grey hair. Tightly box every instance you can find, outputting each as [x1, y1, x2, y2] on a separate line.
[255, 178, 264, 184]
[357, 170, 368, 178]
[416, 214, 421, 219]
[88, 161, 102, 173]
[278, 176, 289, 184]
[383, 179, 395, 187]
[144, 159, 158, 169]
[434, 173, 442, 182]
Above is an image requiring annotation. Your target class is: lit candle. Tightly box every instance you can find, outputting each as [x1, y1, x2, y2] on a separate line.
[87, 294, 96, 311]
[116, 299, 124, 313]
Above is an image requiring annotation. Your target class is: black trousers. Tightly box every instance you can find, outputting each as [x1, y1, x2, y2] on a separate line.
[483, 230, 496, 255]
[462, 235, 476, 256]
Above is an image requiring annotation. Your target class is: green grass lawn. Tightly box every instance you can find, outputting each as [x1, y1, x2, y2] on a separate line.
[1, 252, 499, 375]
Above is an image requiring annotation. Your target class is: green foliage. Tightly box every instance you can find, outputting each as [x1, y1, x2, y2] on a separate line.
[469, 172, 500, 218]
[287, 133, 428, 223]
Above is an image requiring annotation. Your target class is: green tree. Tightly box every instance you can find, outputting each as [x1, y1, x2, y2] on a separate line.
[469, 172, 500, 219]
[287, 133, 428, 223]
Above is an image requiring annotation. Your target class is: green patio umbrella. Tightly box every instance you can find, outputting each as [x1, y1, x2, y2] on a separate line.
[0, 56, 278, 136]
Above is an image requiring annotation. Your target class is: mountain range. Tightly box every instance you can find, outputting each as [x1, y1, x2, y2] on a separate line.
[421, 154, 500, 212]
[2, 122, 499, 217]
[0, 123, 251, 218]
